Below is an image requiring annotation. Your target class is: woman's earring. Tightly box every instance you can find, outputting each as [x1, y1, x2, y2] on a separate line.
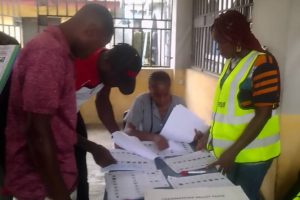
[236, 45, 242, 53]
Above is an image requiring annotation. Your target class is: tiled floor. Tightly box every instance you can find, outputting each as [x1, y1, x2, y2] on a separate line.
[86, 125, 115, 200]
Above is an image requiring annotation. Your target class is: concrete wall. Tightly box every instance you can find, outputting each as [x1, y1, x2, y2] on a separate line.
[185, 69, 218, 124]
[22, 18, 38, 45]
[252, 0, 300, 199]
[171, 0, 193, 68]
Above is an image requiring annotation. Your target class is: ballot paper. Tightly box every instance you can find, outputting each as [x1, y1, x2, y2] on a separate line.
[145, 186, 249, 200]
[105, 170, 170, 200]
[112, 131, 158, 160]
[168, 172, 234, 188]
[101, 149, 157, 172]
[142, 141, 194, 158]
[160, 105, 210, 143]
[164, 151, 216, 173]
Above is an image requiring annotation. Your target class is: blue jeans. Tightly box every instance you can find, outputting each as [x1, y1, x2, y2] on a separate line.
[227, 160, 273, 200]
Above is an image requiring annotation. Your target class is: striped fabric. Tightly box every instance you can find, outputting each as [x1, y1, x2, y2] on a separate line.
[238, 53, 280, 109]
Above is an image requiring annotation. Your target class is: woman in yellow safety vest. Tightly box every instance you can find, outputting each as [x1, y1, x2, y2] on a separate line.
[196, 10, 281, 200]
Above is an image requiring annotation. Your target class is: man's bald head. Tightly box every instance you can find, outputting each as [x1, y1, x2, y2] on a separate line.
[73, 4, 114, 41]
[61, 4, 114, 58]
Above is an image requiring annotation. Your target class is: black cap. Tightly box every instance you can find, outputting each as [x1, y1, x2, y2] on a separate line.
[107, 43, 142, 95]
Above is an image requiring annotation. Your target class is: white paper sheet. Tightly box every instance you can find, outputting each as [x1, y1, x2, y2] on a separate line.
[105, 170, 170, 200]
[160, 105, 209, 143]
[0, 45, 19, 94]
[112, 131, 158, 160]
[76, 83, 104, 111]
[168, 172, 233, 189]
[0, 45, 15, 80]
[142, 141, 194, 158]
[164, 151, 216, 173]
[145, 186, 249, 200]
[101, 149, 157, 172]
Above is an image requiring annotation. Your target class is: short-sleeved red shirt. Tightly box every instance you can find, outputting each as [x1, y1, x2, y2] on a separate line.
[5, 26, 77, 200]
[74, 48, 106, 90]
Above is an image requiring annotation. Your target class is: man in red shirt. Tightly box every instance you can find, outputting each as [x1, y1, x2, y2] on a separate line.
[74, 43, 142, 200]
[5, 4, 114, 200]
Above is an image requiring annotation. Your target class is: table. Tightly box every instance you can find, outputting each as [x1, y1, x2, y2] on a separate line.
[103, 146, 218, 200]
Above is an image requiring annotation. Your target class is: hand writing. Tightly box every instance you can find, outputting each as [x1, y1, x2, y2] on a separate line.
[153, 135, 169, 150]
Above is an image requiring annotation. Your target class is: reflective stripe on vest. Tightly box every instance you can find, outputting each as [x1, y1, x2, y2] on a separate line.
[211, 50, 281, 163]
[212, 110, 278, 124]
[213, 134, 280, 149]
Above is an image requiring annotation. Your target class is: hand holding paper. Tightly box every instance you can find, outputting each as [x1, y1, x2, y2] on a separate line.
[112, 131, 158, 160]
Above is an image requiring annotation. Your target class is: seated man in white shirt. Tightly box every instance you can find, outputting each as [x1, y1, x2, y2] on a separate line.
[124, 71, 185, 150]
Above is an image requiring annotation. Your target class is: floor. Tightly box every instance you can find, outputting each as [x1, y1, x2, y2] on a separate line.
[86, 125, 114, 200]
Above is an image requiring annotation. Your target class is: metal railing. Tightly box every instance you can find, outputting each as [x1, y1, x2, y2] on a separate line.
[0, 0, 22, 44]
[36, 0, 173, 67]
[192, 0, 253, 74]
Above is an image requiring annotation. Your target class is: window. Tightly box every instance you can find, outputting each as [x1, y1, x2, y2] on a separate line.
[192, 0, 253, 74]
[36, 0, 173, 67]
[0, 0, 22, 44]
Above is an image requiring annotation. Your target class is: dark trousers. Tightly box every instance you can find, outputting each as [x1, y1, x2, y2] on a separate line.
[75, 113, 89, 200]
[0, 79, 12, 200]
[227, 160, 272, 200]
[284, 172, 300, 200]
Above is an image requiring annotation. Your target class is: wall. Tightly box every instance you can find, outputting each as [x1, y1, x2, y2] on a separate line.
[171, 0, 193, 68]
[22, 18, 38, 44]
[252, 0, 300, 199]
[185, 69, 218, 124]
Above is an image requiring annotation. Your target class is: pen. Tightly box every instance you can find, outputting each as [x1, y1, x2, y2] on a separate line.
[180, 170, 207, 176]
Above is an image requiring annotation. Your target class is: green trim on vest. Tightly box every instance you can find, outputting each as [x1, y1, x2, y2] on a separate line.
[293, 192, 300, 200]
[210, 50, 281, 163]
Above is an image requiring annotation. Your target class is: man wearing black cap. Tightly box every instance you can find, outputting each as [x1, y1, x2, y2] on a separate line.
[74, 43, 142, 200]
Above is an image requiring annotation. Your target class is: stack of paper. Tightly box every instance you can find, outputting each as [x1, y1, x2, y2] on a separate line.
[105, 170, 169, 200]
[164, 151, 216, 173]
[168, 172, 233, 188]
[145, 186, 249, 200]
[102, 149, 156, 172]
